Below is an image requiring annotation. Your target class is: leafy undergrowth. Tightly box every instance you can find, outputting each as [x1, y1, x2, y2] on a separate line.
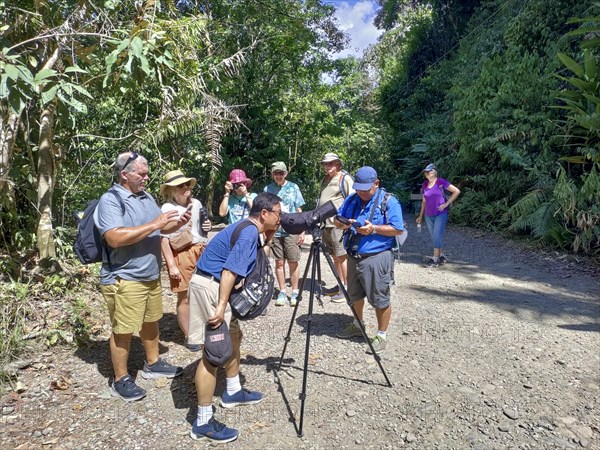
[0, 259, 107, 394]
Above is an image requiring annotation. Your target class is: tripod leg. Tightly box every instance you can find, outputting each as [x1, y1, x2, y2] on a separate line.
[297, 242, 320, 438]
[277, 241, 316, 370]
[320, 244, 393, 387]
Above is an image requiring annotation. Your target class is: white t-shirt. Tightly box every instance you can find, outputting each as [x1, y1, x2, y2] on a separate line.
[160, 198, 208, 244]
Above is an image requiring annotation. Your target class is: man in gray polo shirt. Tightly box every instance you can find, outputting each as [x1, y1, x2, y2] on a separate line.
[95, 152, 187, 402]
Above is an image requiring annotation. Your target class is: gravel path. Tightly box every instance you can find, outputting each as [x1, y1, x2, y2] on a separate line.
[2, 218, 599, 449]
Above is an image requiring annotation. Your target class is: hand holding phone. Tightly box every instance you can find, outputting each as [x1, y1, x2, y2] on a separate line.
[179, 203, 193, 220]
[335, 215, 350, 225]
[352, 218, 366, 228]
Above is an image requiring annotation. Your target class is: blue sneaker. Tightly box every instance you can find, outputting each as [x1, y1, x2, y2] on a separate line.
[275, 291, 287, 306]
[219, 388, 264, 408]
[289, 291, 299, 307]
[190, 417, 238, 443]
[141, 358, 183, 379]
[109, 374, 146, 402]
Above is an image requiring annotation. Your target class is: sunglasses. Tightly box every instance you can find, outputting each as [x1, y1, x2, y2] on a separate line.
[121, 152, 139, 171]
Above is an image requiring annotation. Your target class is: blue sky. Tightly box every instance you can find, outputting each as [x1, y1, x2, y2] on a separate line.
[324, 0, 383, 58]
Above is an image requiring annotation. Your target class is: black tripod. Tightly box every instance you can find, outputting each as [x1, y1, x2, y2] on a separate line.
[276, 228, 393, 437]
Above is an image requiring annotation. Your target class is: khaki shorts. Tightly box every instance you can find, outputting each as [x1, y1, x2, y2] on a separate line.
[100, 279, 163, 334]
[271, 235, 301, 261]
[188, 273, 241, 345]
[167, 242, 206, 293]
[322, 227, 347, 257]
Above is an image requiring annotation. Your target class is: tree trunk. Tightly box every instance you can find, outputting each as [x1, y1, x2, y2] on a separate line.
[0, 108, 20, 229]
[36, 101, 58, 264]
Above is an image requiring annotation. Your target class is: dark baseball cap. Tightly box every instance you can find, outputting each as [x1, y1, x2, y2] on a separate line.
[204, 321, 232, 366]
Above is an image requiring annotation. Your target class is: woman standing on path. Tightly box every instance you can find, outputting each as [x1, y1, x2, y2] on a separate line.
[160, 170, 212, 351]
[415, 163, 460, 267]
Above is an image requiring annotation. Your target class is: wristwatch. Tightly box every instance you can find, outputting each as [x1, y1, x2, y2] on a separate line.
[372, 226, 377, 235]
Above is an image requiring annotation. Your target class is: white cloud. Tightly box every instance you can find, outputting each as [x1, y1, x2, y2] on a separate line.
[334, 0, 383, 59]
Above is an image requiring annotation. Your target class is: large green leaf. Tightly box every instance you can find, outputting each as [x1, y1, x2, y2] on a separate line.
[557, 53, 584, 78]
[34, 69, 57, 83]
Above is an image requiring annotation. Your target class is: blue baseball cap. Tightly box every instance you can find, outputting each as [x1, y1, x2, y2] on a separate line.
[353, 166, 378, 191]
[423, 163, 436, 172]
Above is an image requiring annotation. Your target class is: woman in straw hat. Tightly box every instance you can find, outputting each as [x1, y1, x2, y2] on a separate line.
[160, 169, 212, 351]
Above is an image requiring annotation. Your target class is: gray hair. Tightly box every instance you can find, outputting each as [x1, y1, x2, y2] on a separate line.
[114, 152, 148, 179]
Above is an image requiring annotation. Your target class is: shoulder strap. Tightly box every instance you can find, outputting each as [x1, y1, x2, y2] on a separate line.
[380, 191, 396, 224]
[230, 219, 258, 249]
[339, 171, 347, 198]
[107, 188, 126, 215]
[102, 188, 126, 269]
[368, 190, 383, 223]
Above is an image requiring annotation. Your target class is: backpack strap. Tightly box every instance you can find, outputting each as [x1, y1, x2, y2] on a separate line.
[103, 188, 126, 268]
[339, 171, 347, 198]
[230, 219, 259, 249]
[380, 191, 392, 224]
[107, 188, 126, 215]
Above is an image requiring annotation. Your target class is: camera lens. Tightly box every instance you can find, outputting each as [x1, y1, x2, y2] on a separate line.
[233, 183, 242, 189]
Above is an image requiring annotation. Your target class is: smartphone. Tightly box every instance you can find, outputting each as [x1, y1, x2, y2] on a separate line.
[335, 215, 350, 225]
[352, 219, 365, 228]
[179, 203, 193, 220]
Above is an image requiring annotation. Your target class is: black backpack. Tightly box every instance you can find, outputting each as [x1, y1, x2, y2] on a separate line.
[228, 220, 274, 320]
[73, 189, 124, 265]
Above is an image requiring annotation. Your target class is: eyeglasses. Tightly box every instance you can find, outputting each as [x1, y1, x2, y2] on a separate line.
[268, 209, 282, 218]
[272, 171, 285, 176]
[121, 152, 139, 171]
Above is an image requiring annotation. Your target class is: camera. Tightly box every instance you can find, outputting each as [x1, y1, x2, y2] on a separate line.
[279, 200, 337, 235]
[232, 182, 243, 190]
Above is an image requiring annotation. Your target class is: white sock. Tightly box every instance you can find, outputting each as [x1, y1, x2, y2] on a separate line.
[353, 319, 361, 329]
[292, 289, 299, 295]
[197, 405, 212, 426]
[226, 375, 242, 395]
[377, 330, 387, 339]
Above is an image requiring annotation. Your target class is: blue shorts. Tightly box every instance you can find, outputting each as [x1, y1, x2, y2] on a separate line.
[346, 250, 393, 309]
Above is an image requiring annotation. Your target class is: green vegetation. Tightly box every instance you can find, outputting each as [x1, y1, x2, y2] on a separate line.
[0, 0, 598, 369]
[369, 0, 599, 253]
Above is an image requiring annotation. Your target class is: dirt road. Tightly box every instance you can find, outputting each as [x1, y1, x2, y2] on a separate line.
[1, 219, 599, 449]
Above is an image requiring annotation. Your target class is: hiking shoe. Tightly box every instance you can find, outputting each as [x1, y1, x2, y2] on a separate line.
[322, 285, 340, 296]
[275, 291, 287, 306]
[109, 374, 146, 402]
[425, 259, 439, 268]
[190, 417, 238, 443]
[187, 343, 202, 352]
[336, 323, 363, 339]
[366, 335, 387, 354]
[289, 292, 299, 307]
[439, 255, 447, 265]
[219, 388, 264, 408]
[330, 291, 346, 303]
[141, 358, 183, 379]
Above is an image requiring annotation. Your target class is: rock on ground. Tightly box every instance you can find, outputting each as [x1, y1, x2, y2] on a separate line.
[1, 218, 599, 449]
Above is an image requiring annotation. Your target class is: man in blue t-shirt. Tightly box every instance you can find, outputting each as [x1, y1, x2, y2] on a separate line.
[263, 161, 305, 306]
[187, 192, 282, 444]
[334, 166, 405, 355]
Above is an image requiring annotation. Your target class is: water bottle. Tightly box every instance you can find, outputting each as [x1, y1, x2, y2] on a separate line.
[417, 223, 422, 233]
